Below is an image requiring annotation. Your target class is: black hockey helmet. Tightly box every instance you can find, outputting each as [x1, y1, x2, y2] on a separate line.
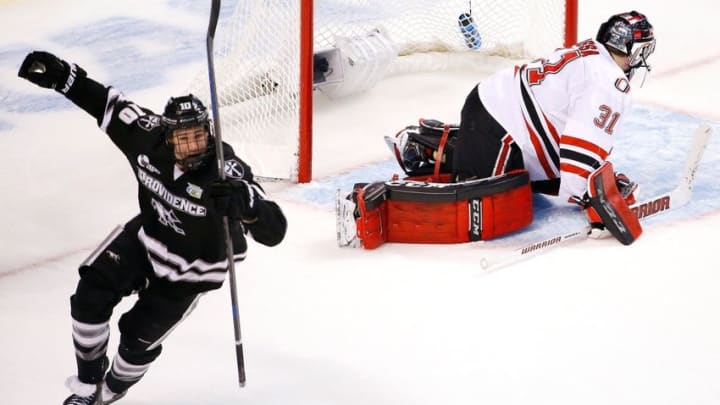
[162, 94, 213, 171]
[596, 11, 655, 79]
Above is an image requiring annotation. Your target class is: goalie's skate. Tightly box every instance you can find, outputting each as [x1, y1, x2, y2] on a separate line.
[336, 189, 359, 247]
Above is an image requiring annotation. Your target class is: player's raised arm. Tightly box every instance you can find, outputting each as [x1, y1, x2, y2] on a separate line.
[18, 51, 109, 124]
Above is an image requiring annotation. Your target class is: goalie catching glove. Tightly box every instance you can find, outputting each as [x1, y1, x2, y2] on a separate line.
[384, 118, 459, 180]
[570, 161, 642, 245]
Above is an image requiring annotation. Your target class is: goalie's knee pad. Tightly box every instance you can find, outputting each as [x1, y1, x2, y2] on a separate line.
[344, 170, 533, 249]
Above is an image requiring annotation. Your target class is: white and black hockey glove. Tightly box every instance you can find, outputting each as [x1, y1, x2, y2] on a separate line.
[18, 50, 85, 95]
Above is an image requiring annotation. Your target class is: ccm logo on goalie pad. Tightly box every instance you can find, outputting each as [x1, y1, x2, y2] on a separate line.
[470, 199, 481, 241]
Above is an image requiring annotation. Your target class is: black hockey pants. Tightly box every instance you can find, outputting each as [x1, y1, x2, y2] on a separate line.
[70, 215, 201, 394]
[452, 85, 524, 181]
[452, 85, 560, 195]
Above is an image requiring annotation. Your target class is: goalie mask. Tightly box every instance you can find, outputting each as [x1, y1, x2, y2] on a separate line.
[596, 10, 655, 81]
[163, 94, 213, 171]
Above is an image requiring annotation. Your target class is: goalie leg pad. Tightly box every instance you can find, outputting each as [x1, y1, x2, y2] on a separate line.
[480, 178, 534, 240]
[386, 199, 469, 243]
[354, 182, 388, 249]
[587, 162, 643, 245]
[347, 170, 533, 249]
[387, 170, 533, 244]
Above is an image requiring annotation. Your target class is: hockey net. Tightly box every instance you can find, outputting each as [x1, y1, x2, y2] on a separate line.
[188, 0, 577, 182]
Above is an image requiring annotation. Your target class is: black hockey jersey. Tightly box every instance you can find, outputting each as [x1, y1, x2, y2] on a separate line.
[65, 76, 287, 293]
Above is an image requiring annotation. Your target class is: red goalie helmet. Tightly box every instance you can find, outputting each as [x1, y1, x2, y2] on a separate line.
[596, 11, 655, 79]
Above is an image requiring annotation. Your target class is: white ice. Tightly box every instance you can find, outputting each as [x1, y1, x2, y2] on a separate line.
[1, 1, 719, 404]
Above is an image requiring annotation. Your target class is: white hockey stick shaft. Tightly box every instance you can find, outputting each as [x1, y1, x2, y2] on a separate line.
[480, 124, 712, 271]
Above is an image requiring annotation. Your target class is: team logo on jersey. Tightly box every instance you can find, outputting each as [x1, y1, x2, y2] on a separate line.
[137, 115, 161, 131]
[151, 199, 186, 235]
[614, 77, 631, 94]
[224, 159, 245, 179]
[137, 168, 207, 217]
[137, 154, 161, 175]
[186, 183, 204, 199]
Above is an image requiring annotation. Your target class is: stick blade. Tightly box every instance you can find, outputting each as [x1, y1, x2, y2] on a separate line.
[680, 124, 712, 194]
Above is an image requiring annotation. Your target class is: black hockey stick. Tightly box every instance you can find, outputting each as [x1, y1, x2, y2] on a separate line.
[206, 0, 246, 387]
[479, 124, 712, 270]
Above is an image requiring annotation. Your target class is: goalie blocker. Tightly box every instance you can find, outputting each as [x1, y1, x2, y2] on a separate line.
[585, 161, 643, 245]
[337, 170, 533, 249]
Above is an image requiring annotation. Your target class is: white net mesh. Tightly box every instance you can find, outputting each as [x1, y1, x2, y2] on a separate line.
[189, 0, 571, 180]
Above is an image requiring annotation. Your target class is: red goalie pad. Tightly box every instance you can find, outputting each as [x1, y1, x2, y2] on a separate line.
[587, 161, 643, 245]
[353, 170, 533, 248]
[354, 183, 388, 249]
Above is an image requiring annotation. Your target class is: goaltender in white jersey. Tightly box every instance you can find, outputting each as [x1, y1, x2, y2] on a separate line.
[364, 11, 657, 248]
[479, 38, 631, 202]
[452, 10, 656, 204]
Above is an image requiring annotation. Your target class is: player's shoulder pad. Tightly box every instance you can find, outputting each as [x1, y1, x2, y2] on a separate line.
[220, 142, 254, 180]
[115, 97, 154, 127]
[223, 156, 252, 180]
[134, 113, 163, 132]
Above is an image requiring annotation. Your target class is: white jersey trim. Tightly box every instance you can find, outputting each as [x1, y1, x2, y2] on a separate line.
[100, 87, 123, 133]
[137, 228, 246, 284]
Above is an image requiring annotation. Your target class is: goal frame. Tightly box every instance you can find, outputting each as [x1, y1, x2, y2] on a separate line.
[296, 0, 578, 183]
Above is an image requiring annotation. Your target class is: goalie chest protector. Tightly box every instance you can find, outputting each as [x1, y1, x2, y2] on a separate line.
[355, 170, 533, 248]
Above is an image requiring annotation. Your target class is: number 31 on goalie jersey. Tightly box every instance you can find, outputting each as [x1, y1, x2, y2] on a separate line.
[594, 105, 620, 135]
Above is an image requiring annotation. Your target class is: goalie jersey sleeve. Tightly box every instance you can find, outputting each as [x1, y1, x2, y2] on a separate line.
[479, 39, 632, 202]
[60, 75, 287, 293]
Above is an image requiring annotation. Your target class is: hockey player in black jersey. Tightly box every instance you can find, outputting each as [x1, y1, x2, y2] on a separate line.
[18, 50, 288, 405]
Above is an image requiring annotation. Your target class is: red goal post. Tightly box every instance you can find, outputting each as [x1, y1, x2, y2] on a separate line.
[190, 0, 578, 183]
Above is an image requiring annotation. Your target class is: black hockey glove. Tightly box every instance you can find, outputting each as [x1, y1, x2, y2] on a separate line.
[210, 180, 235, 218]
[18, 51, 84, 94]
[210, 180, 259, 222]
